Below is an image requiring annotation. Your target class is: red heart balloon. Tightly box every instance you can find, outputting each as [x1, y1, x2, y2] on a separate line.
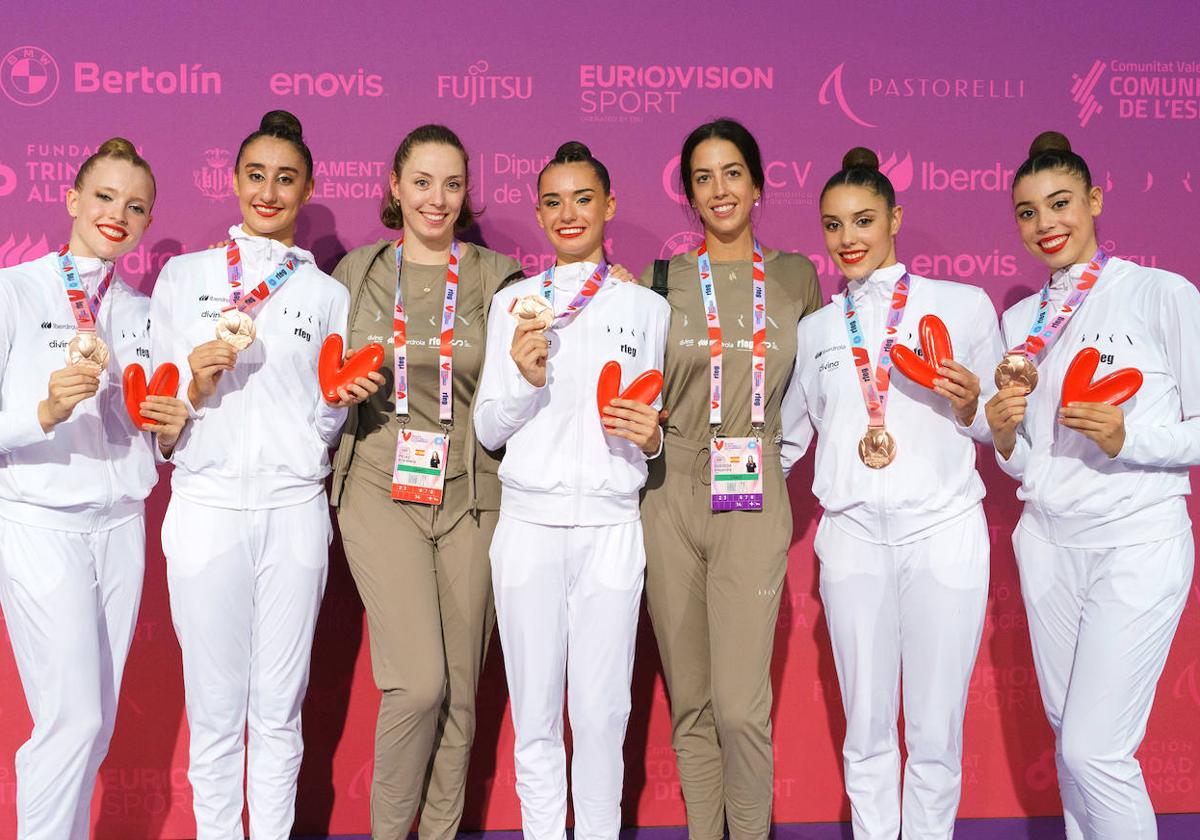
[1060, 347, 1143, 407]
[122, 362, 180, 429]
[319, 334, 386, 404]
[621, 369, 663, 405]
[888, 314, 954, 390]
[596, 360, 623, 423]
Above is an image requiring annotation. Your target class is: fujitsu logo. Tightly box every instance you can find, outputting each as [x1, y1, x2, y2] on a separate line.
[194, 148, 233, 200]
[0, 233, 50, 267]
[436, 60, 532, 105]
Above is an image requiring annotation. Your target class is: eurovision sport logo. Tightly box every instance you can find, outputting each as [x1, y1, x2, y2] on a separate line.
[1070, 59, 1200, 127]
[0, 46, 59, 106]
[580, 63, 773, 121]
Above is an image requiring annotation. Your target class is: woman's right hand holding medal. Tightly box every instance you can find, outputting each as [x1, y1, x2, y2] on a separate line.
[985, 385, 1028, 460]
[187, 340, 238, 409]
[37, 363, 101, 432]
[510, 319, 549, 388]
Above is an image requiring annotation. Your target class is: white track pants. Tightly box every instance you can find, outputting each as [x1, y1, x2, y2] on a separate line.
[815, 507, 989, 840]
[1014, 525, 1194, 840]
[163, 493, 330, 840]
[490, 514, 645, 840]
[0, 514, 144, 840]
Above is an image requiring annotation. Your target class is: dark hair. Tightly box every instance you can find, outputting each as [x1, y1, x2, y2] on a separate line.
[234, 110, 313, 182]
[381, 124, 477, 231]
[820, 147, 896, 209]
[536, 141, 611, 196]
[75, 137, 156, 202]
[678, 118, 765, 207]
[1013, 130, 1092, 190]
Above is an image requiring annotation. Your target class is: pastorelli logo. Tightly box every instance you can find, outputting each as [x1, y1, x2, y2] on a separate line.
[1070, 59, 1200, 127]
[1, 46, 59, 106]
[580, 64, 772, 116]
[436, 60, 531, 105]
[819, 62, 1025, 127]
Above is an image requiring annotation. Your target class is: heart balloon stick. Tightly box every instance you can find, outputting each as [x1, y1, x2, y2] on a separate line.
[123, 363, 180, 429]
[319, 334, 386, 404]
[1060, 347, 1143, 407]
[888, 314, 954, 390]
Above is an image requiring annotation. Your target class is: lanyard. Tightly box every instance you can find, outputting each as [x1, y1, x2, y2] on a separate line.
[1016, 249, 1108, 358]
[225, 239, 301, 315]
[393, 235, 462, 423]
[696, 239, 766, 429]
[540, 259, 609, 330]
[841, 271, 911, 426]
[56, 245, 113, 333]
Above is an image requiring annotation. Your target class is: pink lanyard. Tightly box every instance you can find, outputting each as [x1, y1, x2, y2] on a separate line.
[841, 272, 911, 425]
[1013, 249, 1108, 358]
[541, 259, 609, 329]
[56, 245, 113, 332]
[393, 234, 461, 424]
[696, 239, 766, 429]
[224, 239, 300, 315]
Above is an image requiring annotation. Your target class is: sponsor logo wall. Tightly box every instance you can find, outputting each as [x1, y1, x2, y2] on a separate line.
[1, 2, 1198, 836]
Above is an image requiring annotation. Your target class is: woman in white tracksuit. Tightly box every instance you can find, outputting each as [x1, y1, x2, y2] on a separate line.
[0, 139, 186, 840]
[474, 141, 669, 839]
[149, 111, 379, 840]
[780, 147, 1002, 840]
[985, 131, 1199, 840]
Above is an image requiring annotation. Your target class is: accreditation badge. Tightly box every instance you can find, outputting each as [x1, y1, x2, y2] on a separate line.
[709, 436, 764, 511]
[391, 428, 449, 506]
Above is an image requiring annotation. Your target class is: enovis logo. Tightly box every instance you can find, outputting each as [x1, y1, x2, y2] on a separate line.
[436, 60, 532, 105]
[1, 46, 59, 106]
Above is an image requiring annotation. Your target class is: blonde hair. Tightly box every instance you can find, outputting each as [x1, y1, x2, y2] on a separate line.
[74, 137, 156, 201]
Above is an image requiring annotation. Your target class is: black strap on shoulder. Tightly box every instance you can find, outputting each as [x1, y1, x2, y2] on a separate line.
[652, 259, 670, 297]
[499, 268, 527, 290]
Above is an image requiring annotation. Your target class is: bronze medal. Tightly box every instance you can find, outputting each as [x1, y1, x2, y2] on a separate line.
[66, 332, 110, 370]
[994, 352, 1039, 393]
[216, 309, 256, 351]
[510, 294, 554, 331]
[857, 425, 897, 469]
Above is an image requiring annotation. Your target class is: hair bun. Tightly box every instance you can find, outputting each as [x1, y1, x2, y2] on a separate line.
[96, 137, 138, 157]
[554, 140, 593, 162]
[1029, 130, 1071, 158]
[841, 146, 879, 171]
[259, 109, 304, 141]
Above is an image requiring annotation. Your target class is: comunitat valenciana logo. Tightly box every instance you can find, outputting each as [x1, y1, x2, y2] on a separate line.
[1, 46, 59, 106]
[1070, 59, 1200, 127]
[436, 60, 532, 105]
[819, 62, 1026, 127]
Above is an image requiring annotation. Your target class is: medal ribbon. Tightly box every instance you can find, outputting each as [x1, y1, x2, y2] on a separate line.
[393, 234, 462, 422]
[696, 239, 766, 428]
[224, 239, 301, 315]
[540, 259, 609, 330]
[841, 271, 911, 427]
[56, 245, 114, 333]
[1014, 249, 1108, 359]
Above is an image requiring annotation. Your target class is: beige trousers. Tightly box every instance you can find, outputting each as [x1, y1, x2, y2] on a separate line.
[641, 437, 791, 840]
[337, 470, 498, 840]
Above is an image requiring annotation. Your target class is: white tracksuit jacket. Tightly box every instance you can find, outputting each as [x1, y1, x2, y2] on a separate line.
[473, 262, 670, 526]
[781, 263, 1005, 544]
[996, 256, 1200, 547]
[0, 252, 158, 530]
[149, 226, 349, 510]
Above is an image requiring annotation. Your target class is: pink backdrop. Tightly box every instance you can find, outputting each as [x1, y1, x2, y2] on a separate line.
[2, 2, 1199, 835]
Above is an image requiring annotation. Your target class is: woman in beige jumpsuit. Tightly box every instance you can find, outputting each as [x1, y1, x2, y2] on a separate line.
[330, 124, 522, 839]
[640, 118, 823, 839]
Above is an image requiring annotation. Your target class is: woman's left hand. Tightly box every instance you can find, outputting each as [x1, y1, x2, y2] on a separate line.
[330, 370, 387, 408]
[609, 263, 636, 284]
[140, 395, 189, 456]
[1059, 402, 1126, 457]
[932, 359, 981, 426]
[602, 397, 662, 453]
